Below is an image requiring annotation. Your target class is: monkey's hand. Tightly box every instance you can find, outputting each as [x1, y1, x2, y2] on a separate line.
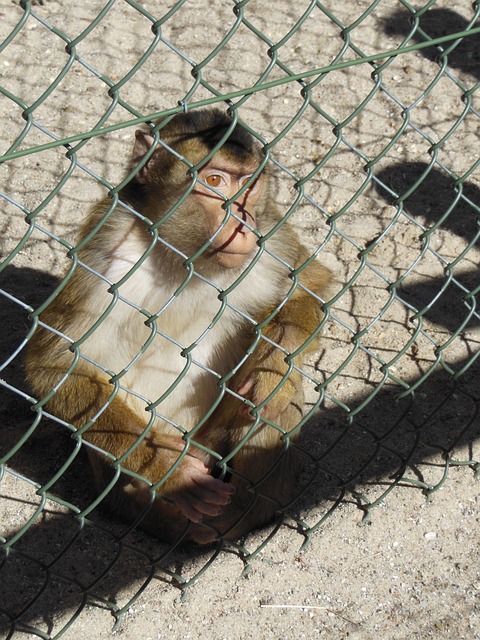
[236, 365, 301, 423]
[165, 453, 235, 523]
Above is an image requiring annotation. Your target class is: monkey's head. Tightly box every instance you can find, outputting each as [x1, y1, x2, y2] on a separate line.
[128, 108, 268, 271]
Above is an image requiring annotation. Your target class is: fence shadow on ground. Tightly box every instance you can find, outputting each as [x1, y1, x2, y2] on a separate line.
[373, 161, 479, 333]
[383, 8, 480, 81]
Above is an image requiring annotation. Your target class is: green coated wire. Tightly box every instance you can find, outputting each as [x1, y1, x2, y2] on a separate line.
[1, 26, 479, 165]
[1, 2, 479, 635]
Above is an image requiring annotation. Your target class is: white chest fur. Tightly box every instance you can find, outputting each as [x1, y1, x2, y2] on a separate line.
[79, 239, 285, 432]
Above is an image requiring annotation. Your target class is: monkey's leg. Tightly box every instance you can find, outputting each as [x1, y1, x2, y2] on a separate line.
[27, 365, 235, 536]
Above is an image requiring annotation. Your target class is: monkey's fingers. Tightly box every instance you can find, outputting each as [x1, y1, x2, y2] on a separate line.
[173, 465, 235, 522]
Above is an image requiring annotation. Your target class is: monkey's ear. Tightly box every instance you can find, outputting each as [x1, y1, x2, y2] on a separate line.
[132, 129, 157, 184]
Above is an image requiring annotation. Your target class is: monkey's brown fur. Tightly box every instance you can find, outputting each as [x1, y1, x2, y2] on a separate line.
[25, 108, 331, 544]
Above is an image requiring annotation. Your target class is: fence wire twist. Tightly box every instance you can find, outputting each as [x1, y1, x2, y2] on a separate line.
[0, 0, 479, 637]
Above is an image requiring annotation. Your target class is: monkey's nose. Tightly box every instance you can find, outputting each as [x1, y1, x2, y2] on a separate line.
[232, 203, 255, 232]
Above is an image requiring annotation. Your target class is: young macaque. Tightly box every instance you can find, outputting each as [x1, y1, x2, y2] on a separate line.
[25, 108, 331, 544]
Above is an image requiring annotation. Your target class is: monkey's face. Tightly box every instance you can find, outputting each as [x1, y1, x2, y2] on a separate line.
[132, 123, 266, 271]
[191, 156, 263, 269]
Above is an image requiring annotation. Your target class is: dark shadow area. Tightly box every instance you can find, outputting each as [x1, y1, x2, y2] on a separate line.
[383, 8, 480, 80]
[373, 162, 479, 332]
[1, 258, 479, 636]
[0, 266, 59, 390]
[374, 162, 480, 243]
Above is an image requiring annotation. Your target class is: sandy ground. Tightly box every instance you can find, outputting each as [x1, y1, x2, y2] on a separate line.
[0, 0, 479, 638]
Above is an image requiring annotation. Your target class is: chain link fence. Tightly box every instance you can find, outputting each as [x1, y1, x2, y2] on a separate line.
[1, 0, 479, 636]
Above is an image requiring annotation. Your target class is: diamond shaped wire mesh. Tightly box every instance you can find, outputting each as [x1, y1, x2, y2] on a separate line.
[0, 1, 479, 636]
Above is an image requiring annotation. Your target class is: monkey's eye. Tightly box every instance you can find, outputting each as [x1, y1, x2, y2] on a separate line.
[205, 174, 223, 188]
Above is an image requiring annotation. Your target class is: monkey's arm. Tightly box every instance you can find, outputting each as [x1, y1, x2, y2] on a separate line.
[189, 256, 331, 543]
[236, 257, 331, 421]
[25, 349, 234, 523]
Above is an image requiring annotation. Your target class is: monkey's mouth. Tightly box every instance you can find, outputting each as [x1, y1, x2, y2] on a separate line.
[210, 241, 256, 259]
[213, 227, 255, 256]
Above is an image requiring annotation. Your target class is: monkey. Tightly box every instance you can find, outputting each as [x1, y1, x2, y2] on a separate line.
[25, 108, 332, 544]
